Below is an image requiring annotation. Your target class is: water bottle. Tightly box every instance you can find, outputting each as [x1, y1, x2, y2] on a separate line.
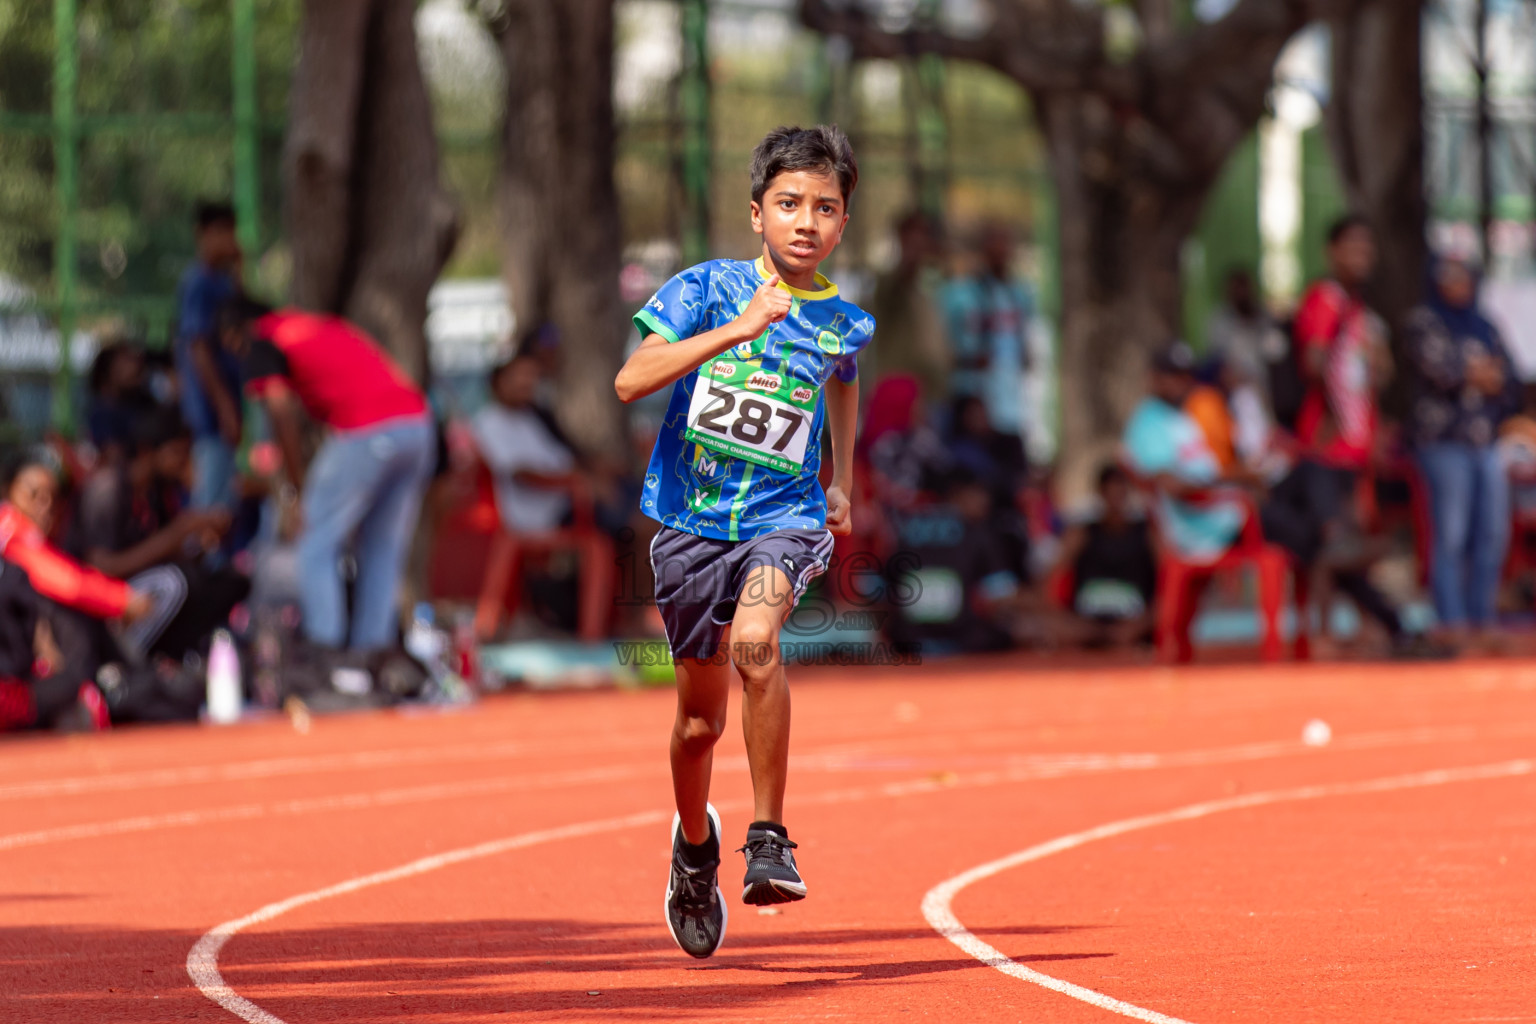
[404, 603, 444, 672]
[206, 629, 243, 725]
[452, 609, 481, 694]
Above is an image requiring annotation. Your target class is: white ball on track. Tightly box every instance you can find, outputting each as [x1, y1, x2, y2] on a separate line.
[1301, 718, 1333, 747]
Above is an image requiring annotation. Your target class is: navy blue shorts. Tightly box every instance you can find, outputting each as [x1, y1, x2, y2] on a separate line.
[649, 525, 834, 661]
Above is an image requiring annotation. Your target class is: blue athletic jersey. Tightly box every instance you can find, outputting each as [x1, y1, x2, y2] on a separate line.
[634, 257, 876, 541]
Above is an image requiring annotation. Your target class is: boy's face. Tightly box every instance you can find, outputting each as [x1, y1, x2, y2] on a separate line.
[751, 168, 848, 275]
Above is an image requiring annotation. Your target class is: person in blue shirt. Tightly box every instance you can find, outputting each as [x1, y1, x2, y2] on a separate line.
[174, 202, 244, 510]
[615, 125, 874, 959]
[941, 222, 1034, 439]
[1122, 343, 1250, 564]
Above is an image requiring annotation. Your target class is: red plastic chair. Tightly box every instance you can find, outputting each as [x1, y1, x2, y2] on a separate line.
[428, 447, 615, 643]
[1147, 490, 1310, 664]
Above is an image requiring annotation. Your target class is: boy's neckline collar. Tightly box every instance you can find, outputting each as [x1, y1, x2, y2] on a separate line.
[755, 257, 838, 301]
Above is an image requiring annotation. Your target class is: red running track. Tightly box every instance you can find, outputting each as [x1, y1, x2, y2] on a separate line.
[2, 658, 1535, 1023]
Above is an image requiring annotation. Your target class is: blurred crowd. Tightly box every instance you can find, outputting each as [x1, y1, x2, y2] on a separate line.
[852, 211, 1536, 663]
[3, 202, 1533, 735]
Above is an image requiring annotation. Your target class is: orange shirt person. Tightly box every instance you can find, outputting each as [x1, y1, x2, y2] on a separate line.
[1185, 383, 1237, 472]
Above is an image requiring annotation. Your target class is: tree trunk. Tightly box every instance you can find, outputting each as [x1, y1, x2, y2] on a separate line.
[1041, 93, 1222, 503]
[285, 0, 371, 315]
[1328, 0, 1426, 350]
[495, 0, 626, 455]
[285, 0, 458, 386]
[344, 0, 460, 386]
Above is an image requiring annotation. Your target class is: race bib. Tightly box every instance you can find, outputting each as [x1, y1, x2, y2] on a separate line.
[684, 357, 818, 473]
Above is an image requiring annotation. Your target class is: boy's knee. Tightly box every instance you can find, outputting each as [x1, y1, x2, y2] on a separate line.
[730, 625, 781, 684]
[676, 712, 725, 753]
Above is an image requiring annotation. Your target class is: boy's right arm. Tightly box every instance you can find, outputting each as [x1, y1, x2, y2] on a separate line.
[614, 275, 791, 403]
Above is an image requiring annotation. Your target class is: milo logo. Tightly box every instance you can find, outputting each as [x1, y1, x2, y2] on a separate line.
[709, 362, 736, 379]
[745, 372, 781, 393]
[791, 386, 814, 403]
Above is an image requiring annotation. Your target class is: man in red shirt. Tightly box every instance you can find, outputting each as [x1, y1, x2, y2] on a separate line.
[1284, 216, 1430, 655]
[220, 300, 436, 651]
[1294, 214, 1393, 476]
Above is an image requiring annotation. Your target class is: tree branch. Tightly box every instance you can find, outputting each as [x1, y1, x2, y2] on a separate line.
[797, 0, 1106, 95]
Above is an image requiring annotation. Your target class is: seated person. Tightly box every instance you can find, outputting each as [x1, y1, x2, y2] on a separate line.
[1056, 464, 1156, 648]
[1122, 342, 1251, 564]
[0, 559, 105, 732]
[862, 375, 950, 511]
[884, 468, 1033, 653]
[470, 352, 614, 641]
[946, 393, 1032, 580]
[1184, 371, 1237, 472]
[69, 407, 249, 663]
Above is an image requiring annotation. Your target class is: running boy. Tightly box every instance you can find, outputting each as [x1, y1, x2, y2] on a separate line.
[614, 125, 874, 958]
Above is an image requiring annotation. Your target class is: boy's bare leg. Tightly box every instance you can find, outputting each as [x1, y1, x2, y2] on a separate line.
[729, 564, 798, 824]
[670, 652, 733, 846]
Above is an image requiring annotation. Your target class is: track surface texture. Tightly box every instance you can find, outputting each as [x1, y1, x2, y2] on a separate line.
[3, 659, 1535, 1023]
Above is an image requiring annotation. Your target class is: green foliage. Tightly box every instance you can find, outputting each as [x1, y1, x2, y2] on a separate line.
[0, 0, 299, 336]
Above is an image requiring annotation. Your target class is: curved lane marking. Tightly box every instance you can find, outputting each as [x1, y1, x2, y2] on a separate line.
[922, 758, 1536, 1024]
[189, 747, 1530, 1023]
[187, 809, 671, 1024]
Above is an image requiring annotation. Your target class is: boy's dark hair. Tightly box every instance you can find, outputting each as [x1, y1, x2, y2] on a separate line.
[1326, 213, 1370, 246]
[750, 125, 859, 207]
[194, 201, 236, 231]
[1097, 463, 1128, 490]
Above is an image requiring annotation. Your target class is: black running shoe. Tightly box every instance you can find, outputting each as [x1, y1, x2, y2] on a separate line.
[664, 805, 727, 958]
[739, 824, 806, 905]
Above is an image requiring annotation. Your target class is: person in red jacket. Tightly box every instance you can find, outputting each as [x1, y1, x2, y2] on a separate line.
[218, 299, 436, 651]
[0, 454, 154, 625]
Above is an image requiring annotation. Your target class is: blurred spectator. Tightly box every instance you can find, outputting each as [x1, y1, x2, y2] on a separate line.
[869, 211, 951, 407]
[1056, 464, 1156, 649]
[219, 300, 435, 652]
[175, 201, 245, 510]
[942, 222, 1033, 439]
[1294, 215, 1392, 476]
[883, 467, 1028, 654]
[1121, 343, 1248, 564]
[470, 351, 616, 641]
[0, 452, 161, 675]
[85, 340, 156, 466]
[862, 375, 949, 511]
[69, 408, 248, 663]
[1184, 374, 1237, 472]
[0, 559, 102, 732]
[1207, 268, 1287, 407]
[946, 394, 1031, 579]
[1405, 254, 1521, 644]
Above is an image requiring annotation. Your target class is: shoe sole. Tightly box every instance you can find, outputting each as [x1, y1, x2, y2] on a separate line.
[664, 804, 727, 958]
[741, 878, 807, 906]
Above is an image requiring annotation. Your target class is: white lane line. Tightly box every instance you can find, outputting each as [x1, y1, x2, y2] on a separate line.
[12, 722, 1530, 854]
[922, 759, 1536, 1024]
[0, 737, 659, 803]
[187, 808, 671, 1024]
[186, 744, 1531, 1024]
[0, 763, 654, 852]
